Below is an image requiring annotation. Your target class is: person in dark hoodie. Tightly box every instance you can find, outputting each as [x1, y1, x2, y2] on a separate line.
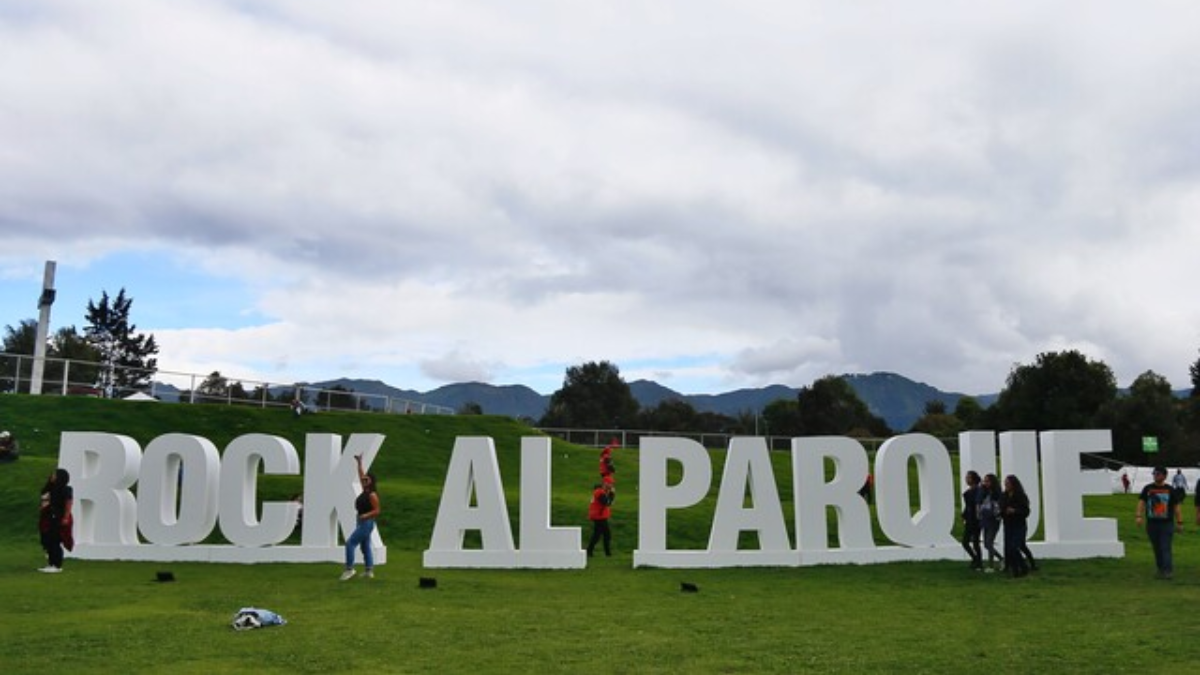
[1001, 474, 1032, 578]
[961, 471, 983, 570]
[38, 468, 73, 573]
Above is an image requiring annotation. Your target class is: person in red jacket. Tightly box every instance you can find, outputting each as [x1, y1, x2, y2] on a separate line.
[599, 442, 616, 484]
[587, 482, 615, 557]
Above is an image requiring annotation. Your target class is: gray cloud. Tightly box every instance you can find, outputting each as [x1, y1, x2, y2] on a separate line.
[419, 350, 500, 385]
[2, 1, 1198, 394]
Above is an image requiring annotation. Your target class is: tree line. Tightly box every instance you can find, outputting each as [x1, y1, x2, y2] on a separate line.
[535, 354, 1200, 465]
[2, 288, 158, 396]
[5, 290, 1200, 464]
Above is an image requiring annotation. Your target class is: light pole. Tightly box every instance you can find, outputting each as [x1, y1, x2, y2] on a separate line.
[30, 260, 57, 396]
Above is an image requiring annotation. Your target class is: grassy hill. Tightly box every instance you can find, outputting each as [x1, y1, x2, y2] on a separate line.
[0, 395, 615, 552]
[0, 395, 1197, 674]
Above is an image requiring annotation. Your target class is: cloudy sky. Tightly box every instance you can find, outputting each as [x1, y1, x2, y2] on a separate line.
[2, 1, 1198, 397]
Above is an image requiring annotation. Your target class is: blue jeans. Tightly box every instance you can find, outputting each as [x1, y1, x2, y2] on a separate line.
[1146, 520, 1174, 574]
[345, 518, 376, 569]
[981, 519, 1002, 564]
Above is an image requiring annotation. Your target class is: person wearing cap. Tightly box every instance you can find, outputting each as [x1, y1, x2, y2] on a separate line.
[1136, 466, 1183, 580]
[0, 430, 18, 463]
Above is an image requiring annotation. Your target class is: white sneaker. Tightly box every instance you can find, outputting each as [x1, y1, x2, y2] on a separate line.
[363, 570, 374, 579]
[339, 569, 356, 581]
[38, 566, 62, 574]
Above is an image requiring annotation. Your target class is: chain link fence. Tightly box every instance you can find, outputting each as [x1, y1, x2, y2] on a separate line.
[537, 427, 955, 453]
[0, 352, 453, 415]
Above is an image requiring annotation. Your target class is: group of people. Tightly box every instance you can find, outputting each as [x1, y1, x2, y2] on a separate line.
[587, 440, 618, 557]
[959, 463, 1198, 581]
[960, 471, 1037, 577]
[29, 435, 1198, 583]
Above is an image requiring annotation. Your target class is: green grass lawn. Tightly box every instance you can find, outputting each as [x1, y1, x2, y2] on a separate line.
[1, 395, 1197, 674]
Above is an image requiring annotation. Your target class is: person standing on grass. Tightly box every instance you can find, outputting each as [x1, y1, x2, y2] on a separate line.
[978, 474, 1004, 572]
[859, 472, 874, 505]
[1172, 469, 1187, 505]
[600, 441, 616, 485]
[587, 482, 615, 557]
[38, 468, 73, 573]
[961, 471, 983, 570]
[1136, 466, 1183, 580]
[1196, 476, 1200, 527]
[1001, 475, 1032, 578]
[341, 454, 380, 581]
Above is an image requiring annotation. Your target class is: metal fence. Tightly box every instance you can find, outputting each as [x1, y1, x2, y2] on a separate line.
[0, 352, 454, 415]
[3, 351, 973, 449]
[537, 427, 947, 453]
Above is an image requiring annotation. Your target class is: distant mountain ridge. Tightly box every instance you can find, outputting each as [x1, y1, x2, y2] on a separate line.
[296, 372, 993, 431]
[149, 372, 1189, 432]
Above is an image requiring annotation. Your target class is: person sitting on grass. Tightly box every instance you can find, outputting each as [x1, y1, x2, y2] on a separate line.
[38, 468, 73, 573]
[0, 430, 19, 463]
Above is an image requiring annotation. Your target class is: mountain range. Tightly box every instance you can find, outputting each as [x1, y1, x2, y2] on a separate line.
[293, 372, 998, 432]
[148, 371, 1193, 432]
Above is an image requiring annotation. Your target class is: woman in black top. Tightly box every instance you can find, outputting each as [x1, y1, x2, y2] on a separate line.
[340, 455, 380, 581]
[1001, 475, 1032, 578]
[961, 471, 983, 570]
[38, 468, 73, 573]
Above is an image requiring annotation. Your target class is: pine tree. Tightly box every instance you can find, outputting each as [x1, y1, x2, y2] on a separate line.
[84, 288, 159, 396]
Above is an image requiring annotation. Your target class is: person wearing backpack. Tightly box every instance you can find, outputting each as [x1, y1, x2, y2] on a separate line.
[978, 474, 1004, 573]
[1136, 466, 1183, 580]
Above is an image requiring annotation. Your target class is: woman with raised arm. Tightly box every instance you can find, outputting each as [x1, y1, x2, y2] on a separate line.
[340, 455, 380, 580]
